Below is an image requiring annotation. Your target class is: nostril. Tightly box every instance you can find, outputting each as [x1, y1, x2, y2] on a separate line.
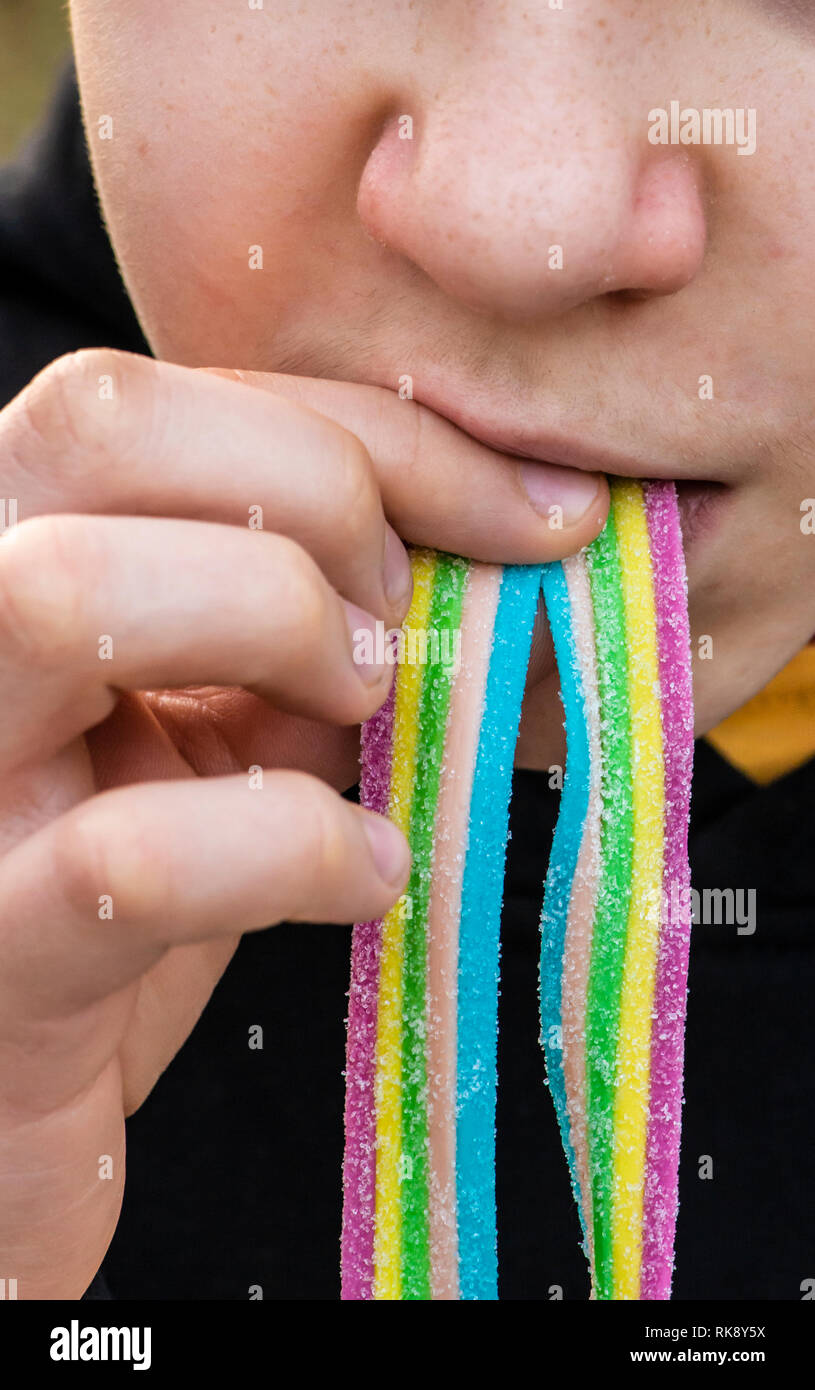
[608, 288, 654, 304]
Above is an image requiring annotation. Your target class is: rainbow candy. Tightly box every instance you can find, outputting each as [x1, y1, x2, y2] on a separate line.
[540, 478, 694, 1300]
[341, 551, 542, 1300]
[342, 478, 693, 1300]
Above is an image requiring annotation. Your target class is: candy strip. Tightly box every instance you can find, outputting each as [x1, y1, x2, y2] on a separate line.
[611, 480, 665, 1299]
[344, 476, 693, 1300]
[641, 482, 694, 1299]
[400, 554, 467, 1297]
[456, 563, 542, 1300]
[373, 551, 436, 1299]
[585, 498, 634, 1299]
[541, 478, 693, 1301]
[341, 684, 396, 1300]
[426, 565, 502, 1300]
[539, 559, 591, 1232]
[344, 552, 541, 1300]
[560, 553, 602, 1273]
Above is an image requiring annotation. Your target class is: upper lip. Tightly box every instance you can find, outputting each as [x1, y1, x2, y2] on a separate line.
[412, 382, 715, 482]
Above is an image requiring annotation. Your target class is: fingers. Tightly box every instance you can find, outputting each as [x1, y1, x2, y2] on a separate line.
[1, 350, 412, 628]
[209, 368, 610, 561]
[0, 771, 409, 1022]
[0, 514, 393, 771]
[2, 350, 606, 614]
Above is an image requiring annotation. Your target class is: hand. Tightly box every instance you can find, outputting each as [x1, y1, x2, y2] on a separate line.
[0, 349, 607, 1296]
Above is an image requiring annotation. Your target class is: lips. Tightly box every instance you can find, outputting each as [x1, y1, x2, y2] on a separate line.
[412, 380, 721, 485]
[410, 380, 728, 550]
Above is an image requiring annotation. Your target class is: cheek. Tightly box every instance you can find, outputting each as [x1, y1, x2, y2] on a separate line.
[70, 0, 388, 364]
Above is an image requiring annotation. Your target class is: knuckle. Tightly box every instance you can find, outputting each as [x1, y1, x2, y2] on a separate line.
[15, 349, 150, 486]
[50, 806, 112, 923]
[296, 778, 348, 885]
[271, 535, 329, 644]
[53, 801, 171, 930]
[329, 427, 379, 544]
[0, 514, 93, 668]
[369, 381, 423, 492]
[402, 398, 426, 490]
[22, 350, 114, 451]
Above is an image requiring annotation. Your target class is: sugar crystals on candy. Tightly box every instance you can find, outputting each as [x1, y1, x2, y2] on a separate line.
[342, 477, 693, 1300]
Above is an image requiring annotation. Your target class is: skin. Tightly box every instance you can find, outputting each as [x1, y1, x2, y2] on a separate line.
[70, 0, 815, 742]
[0, 0, 812, 1297]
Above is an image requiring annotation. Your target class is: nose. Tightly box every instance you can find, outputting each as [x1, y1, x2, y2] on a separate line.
[357, 83, 707, 319]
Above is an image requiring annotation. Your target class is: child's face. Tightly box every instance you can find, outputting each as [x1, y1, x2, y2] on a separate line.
[69, 0, 815, 736]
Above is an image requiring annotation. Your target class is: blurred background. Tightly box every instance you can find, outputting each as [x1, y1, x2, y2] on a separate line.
[0, 0, 71, 161]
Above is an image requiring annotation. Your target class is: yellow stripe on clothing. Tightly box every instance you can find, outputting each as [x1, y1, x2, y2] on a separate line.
[707, 644, 815, 784]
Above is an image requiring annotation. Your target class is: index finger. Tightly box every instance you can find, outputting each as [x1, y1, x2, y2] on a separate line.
[208, 368, 610, 562]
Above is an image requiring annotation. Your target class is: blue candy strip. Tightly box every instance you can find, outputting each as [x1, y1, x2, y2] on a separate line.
[456, 563, 543, 1301]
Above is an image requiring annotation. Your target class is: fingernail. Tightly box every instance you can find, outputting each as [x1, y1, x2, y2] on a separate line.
[344, 602, 387, 685]
[362, 813, 410, 886]
[383, 524, 413, 611]
[519, 461, 602, 527]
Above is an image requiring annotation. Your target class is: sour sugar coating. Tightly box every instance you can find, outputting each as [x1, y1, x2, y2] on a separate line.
[539, 478, 693, 1301]
[341, 681, 396, 1300]
[343, 477, 693, 1300]
[641, 481, 694, 1300]
[539, 559, 592, 1242]
[342, 549, 541, 1299]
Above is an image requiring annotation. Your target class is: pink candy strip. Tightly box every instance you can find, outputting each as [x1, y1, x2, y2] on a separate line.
[341, 682, 396, 1300]
[641, 481, 695, 1299]
[561, 553, 602, 1274]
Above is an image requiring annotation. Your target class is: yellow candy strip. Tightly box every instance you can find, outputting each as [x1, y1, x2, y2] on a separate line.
[373, 550, 437, 1299]
[610, 481, 665, 1298]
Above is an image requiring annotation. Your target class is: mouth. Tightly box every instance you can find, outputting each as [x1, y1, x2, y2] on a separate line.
[673, 479, 729, 547]
[411, 382, 728, 548]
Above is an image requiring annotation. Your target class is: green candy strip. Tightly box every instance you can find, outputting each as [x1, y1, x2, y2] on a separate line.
[585, 501, 634, 1300]
[400, 553, 469, 1299]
